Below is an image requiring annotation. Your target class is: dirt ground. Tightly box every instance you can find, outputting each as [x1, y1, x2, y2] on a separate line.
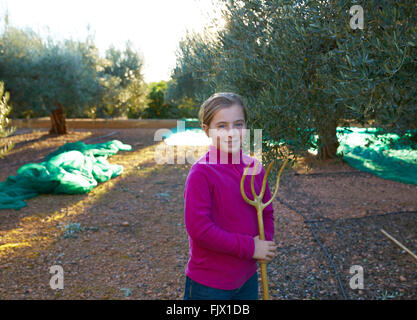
[0, 127, 416, 300]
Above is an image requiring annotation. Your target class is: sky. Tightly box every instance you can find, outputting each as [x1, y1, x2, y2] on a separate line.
[0, 0, 224, 83]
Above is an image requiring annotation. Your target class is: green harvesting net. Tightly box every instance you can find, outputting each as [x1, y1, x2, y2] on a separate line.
[0, 140, 132, 210]
[309, 127, 417, 186]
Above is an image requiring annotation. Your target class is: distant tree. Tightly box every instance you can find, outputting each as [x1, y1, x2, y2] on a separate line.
[0, 24, 44, 118]
[103, 42, 144, 87]
[100, 42, 147, 118]
[35, 38, 102, 133]
[124, 76, 148, 119]
[142, 81, 183, 119]
[168, 30, 220, 105]
[165, 79, 200, 119]
[0, 24, 102, 134]
[142, 81, 169, 118]
[96, 74, 122, 118]
[0, 19, 147, 131]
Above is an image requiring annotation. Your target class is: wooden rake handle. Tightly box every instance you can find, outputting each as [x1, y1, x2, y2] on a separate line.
[380, 229, 417, 262]
[240, 158, 288, 300]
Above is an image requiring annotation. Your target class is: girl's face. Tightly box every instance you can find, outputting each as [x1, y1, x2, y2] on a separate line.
[202, 104, 247, 154]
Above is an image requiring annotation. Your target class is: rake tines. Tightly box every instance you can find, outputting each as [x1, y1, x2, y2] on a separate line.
[240, 158, 288, 300]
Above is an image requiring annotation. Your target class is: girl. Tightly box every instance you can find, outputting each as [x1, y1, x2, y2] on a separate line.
[183, 92, 277, 300]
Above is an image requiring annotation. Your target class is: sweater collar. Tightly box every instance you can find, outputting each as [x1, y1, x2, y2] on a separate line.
[206, 144, 243, 165]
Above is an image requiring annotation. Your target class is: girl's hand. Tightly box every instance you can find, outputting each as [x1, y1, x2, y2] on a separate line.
[252, 235, 276, 262]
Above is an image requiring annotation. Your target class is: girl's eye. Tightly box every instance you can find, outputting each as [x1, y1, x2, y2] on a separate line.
[236, 123, 243, 127]
[218, 125, 226, 128]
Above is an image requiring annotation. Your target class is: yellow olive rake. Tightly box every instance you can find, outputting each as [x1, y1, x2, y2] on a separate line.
[240, 158, 288, 300]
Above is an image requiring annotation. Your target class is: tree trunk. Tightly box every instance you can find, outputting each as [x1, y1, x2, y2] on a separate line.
[49, 103, 68, 135]
[317, 121, 340, 161]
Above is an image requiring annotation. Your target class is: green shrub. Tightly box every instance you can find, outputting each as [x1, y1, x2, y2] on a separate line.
[142, 81, 180, 119]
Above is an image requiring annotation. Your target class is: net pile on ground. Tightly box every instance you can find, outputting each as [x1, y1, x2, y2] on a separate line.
[263, 126, 416, 185]
[0, 140, 132, 210]
[314, 127, 417, 186]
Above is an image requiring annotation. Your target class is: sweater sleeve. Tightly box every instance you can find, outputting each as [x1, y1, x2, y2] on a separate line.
[261, 166, 275, 242]
[184, 166, 255, 260]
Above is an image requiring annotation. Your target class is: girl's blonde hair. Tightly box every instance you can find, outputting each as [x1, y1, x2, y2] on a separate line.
[198, 92, 248, 128]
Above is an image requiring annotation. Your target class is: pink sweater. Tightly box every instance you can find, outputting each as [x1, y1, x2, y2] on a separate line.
[184, 144, 274, 290]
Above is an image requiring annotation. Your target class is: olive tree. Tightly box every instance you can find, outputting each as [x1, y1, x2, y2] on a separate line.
[170, 0, 417, 165]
